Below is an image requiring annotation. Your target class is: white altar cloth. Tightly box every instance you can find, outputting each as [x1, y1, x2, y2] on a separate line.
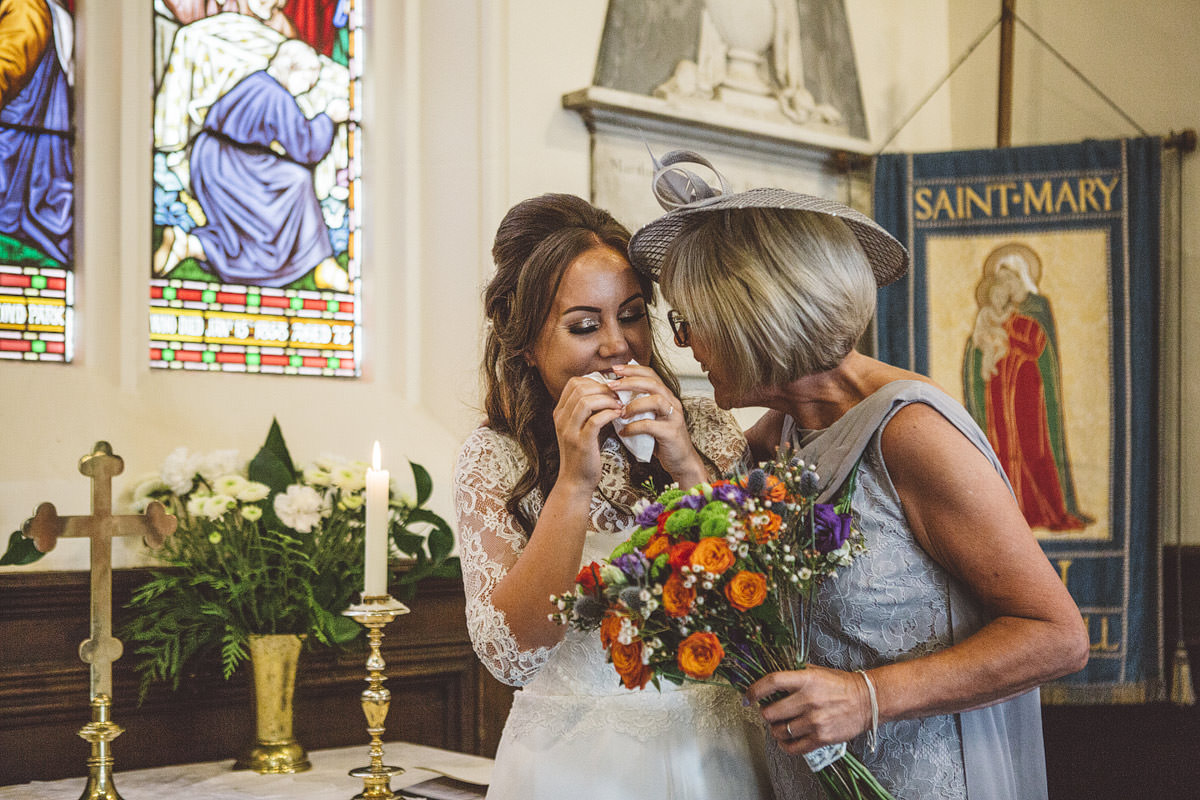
[0, 741, 492, 800]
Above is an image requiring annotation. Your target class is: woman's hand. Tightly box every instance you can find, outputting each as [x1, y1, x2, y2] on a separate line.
[745, 666, 872, 756]
[610, 363, 708, 486]
[552, 376, 626, 491]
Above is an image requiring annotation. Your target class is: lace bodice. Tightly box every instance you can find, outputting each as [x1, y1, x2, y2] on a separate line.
[454, 395, 748, 688]
[768, 381, 1047, 800]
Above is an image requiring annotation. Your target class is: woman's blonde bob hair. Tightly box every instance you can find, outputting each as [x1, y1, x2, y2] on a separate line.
[659, 207, 876, 398]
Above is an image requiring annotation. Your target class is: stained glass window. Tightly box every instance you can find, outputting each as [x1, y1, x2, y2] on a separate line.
[150, 0, 362, 376]
[0, 0, 75, 363]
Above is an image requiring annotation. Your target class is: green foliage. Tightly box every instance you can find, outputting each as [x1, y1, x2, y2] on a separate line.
[0, 530, 42, 566]
[388, 461, 460, 602]
[120, 420, 459, 699]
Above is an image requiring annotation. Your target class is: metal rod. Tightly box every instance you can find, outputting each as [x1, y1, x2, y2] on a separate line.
[997, 0, 1016, 147]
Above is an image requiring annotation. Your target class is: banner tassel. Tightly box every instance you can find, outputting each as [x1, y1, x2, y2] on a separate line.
[1171, 641, 1195, 706]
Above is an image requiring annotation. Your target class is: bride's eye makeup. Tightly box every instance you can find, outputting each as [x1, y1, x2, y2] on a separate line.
[563, 297, 646, 336]
[567, 316, 601, 335]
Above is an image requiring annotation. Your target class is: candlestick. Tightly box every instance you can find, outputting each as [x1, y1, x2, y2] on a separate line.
[364, 441, 389, 597]
[343, 595, 410, 800]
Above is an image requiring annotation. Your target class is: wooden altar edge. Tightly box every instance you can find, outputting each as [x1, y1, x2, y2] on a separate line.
[0, 569, 514, 785]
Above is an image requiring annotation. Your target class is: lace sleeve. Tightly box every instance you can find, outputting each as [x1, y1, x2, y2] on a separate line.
[683, 396, 752, 477]
[453, 427, 555, 687]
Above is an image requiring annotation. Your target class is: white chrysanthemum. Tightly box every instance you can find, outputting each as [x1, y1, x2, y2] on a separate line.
[240, 505, 263, 522]
[302, 463, 333, 487]
[338, 494, 365, 511]
[205, 494, 237, 520]
[198, 450, 242, 481]
[236, 481, 270, 502]
[331, 464, 367, 493]
[126, 473, 168, 512]
[161, 447, 201, 495]
[213, 474, 248, 496]
[273, 484, 331, 533]
[185, 494, 208, 518]
[311, 454, 340, 472]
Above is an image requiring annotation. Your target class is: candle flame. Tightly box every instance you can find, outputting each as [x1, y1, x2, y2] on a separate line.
[372, 440, 381, 471]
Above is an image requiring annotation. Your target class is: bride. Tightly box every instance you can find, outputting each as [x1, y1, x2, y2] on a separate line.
[454, 193, 772, 798]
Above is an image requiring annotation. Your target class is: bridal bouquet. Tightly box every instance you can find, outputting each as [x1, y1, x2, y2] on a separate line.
[551, 454, 895, 800]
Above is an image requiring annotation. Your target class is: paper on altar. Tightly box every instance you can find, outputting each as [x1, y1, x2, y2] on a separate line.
[584, 360, 655, 462]
[0, 744, 491, 800]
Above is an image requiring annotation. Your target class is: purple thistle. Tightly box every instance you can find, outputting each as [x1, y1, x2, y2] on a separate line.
[619, 586, 646, 612]
[745, 469, 767, 495]
[572, 595, 606, 627]
[799, 469, 820, 497]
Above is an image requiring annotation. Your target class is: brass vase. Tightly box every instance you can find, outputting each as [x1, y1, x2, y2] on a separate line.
[233, 633, 312, 773]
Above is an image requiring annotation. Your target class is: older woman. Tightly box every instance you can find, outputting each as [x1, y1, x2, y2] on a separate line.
[623, 154, 1089, 800]
[454, 193, 772, 799]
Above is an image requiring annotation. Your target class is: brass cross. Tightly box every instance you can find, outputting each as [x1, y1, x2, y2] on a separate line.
[24, 442, 176, 699]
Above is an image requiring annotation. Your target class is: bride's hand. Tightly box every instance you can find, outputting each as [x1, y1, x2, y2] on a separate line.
[610, 363, 707, 487]
[552, 376, 625, 491]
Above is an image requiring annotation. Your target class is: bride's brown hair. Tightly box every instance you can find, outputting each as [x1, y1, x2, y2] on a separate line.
[482, 193, 681, 534]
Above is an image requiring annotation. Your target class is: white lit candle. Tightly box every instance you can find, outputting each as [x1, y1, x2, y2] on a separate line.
[364, 441, 389, 598]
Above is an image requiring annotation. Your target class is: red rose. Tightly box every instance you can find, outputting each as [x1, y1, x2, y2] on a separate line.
[575, 561, 604, 596]
[668, 540, 698, 570]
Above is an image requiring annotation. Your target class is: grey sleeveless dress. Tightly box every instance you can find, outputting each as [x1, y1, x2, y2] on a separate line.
[768, 380, 1048, 800]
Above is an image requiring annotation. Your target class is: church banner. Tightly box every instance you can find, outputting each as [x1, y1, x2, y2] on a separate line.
[873, 139, 1163, 703]
[150, 1, 362, 377]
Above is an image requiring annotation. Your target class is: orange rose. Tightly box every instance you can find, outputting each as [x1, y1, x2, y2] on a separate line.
[740, 473, 787, 502]
[661, 571, 696, 618]
[689, 537, 735, 575]
[677, 631, 724, 679]
[724, 570, 768, 611]
[611, 640, 652, 690]
[643, 532, 671, 560]
[599, 613, 624, 650]
[763, 474, 787, 502]
[748, 510, 782, 543]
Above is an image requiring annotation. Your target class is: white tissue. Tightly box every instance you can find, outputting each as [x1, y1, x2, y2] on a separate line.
[584, 360, 656, 462]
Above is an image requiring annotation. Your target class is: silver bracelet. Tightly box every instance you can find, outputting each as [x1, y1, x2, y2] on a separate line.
[855, 669, 879, 753]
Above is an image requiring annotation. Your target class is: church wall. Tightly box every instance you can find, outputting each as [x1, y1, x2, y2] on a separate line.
[0, 0, 952, 573]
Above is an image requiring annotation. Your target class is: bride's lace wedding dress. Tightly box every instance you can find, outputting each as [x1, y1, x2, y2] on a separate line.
[454, 397, 773, 799]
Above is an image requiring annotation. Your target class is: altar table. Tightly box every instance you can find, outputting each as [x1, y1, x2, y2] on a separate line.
[0, 741, 492, 800]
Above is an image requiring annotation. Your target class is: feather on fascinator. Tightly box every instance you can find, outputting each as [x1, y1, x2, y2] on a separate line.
[628, 149, 909, 287]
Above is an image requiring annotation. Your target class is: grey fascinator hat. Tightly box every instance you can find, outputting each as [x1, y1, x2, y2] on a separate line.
[627, 150, 909, 287]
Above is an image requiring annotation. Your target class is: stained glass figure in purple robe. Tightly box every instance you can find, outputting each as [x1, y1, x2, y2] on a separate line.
[0, 0, 74, 267]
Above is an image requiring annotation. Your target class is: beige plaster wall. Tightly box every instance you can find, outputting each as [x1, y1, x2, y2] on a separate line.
[1, 0, 953, 571]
